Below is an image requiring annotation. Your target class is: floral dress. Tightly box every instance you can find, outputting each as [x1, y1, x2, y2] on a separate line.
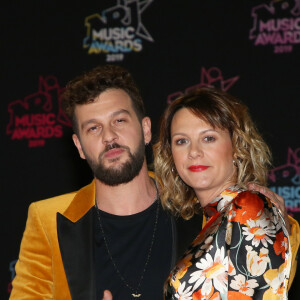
[164, 186, 291, 300]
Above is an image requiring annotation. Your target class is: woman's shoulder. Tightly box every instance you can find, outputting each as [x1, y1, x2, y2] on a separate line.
[233, 190, 271, 209]
[229, 190, 277, 225]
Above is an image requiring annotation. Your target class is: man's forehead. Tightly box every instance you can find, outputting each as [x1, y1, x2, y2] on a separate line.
[76, 89, 132, 111]
[74, 91, 137, 125]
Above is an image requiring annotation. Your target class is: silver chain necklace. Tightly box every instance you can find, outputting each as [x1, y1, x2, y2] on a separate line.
[95, 182, 159, 299]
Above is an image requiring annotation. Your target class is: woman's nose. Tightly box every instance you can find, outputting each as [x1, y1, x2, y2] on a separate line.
[188, 143, 203, 159]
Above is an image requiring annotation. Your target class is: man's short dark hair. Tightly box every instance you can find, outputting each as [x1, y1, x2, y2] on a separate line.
[61, 65, 145, 133]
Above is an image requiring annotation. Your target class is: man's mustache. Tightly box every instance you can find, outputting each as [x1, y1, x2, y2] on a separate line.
[105, 143, 121, 151]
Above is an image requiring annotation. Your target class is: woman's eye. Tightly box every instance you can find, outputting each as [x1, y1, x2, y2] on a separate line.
[204, 136, 215, 142]
[175, 138, 188, 145]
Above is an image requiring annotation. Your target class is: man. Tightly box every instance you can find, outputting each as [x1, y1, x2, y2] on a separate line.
[10, 65, 299, 300]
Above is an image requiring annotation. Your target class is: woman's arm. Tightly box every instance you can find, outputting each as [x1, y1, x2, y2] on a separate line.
[227, 191, 291, 299]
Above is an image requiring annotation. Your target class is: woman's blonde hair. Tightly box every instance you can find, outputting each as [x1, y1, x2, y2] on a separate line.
[153, 87, 272, 220]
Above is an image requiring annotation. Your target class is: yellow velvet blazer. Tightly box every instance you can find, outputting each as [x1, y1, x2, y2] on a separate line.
[10, 181, 97, 300]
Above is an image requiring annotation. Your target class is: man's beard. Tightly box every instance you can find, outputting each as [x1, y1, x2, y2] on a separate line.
[84, 138, 145, 186]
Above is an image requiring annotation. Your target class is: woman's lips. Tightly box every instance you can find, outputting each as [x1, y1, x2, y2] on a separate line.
[188, 165, 209, 172]
[104, 148, 125, 159]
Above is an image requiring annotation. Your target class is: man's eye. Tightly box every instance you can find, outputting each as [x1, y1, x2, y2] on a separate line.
[88, 126, 99, 132]
[204, 136, 215, 142]
[116, 119, 125, 123]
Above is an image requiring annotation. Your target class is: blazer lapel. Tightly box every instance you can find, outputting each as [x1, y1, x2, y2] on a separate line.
[57, 181, 97, 300]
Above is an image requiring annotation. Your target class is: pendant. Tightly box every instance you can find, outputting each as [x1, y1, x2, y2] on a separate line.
[132, 293, 141, 298]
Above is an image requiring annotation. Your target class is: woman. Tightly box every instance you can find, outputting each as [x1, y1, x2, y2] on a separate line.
[154, 87, 291, 299]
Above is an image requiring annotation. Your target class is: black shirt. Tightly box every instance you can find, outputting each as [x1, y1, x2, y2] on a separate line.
[94, 200, 173, 300]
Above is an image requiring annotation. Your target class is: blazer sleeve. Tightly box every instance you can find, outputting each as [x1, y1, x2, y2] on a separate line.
[287, 215, 300, 290]
[10, 202, 53, 299]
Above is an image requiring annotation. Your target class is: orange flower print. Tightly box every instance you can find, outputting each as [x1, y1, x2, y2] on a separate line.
[245, 245, 270, 276]
[215, 192, 238, 213]
[242, 218, 276, 248]
[230, 274, 258, 296]
[193, 216, 221, 247]
[231, 193, 264, 225]
[228, 291, 253, 299]
[192, 289, 202, 300]
[209, 292, 221, 300]
[172, 281, 193, 299]
[273, 232, 288, 259]
[225, 222, 233, 245]
[195, 236, 214, 259]
[192, 288, 221, 300]
[204, 187, 239, 218]
[164, 186, 290, 300]
[188, 247, 228, 294]
[263, 263, 287, 299]
[171, 254, 193, 291]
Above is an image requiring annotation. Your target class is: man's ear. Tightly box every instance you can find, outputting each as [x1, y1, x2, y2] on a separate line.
[72, 134, 86, 160]
[142, 117, 152, 145]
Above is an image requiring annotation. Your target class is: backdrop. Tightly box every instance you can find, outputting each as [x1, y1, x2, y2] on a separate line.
[2, 0, 300, 298]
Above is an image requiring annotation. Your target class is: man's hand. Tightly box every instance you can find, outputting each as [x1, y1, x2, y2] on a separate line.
[102, 290, 113, 300]
[248, 183, 291, 234]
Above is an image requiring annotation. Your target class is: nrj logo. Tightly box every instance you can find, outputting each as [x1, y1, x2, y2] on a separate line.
[6, 76, 71, 148]
[167, 67, 239, 104]
[269, 148, 300, 216]
[83, 0, 154, 62]
[249, 0, 300, 54]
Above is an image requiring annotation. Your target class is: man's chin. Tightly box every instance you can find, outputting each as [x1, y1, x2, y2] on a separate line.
[103, 158, 127, 169]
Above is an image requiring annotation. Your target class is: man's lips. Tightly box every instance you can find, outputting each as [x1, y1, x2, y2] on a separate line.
[104, 148, 125, 159]
[188, 165, 209, 172]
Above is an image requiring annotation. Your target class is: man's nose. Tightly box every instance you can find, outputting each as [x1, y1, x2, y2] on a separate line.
[102, 126, 118, 144]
